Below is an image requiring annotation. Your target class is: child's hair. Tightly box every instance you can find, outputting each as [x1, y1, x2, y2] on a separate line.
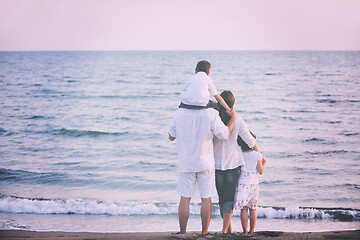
[196, 60, 211, 74]
[237, 131, 256, 151]
[218, 90, 235, 125]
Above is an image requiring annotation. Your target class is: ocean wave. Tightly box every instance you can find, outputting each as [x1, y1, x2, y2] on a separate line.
[264, 73, 281, 76]
[340, 132, 359, 137]
[317, 99, 337, 104]
[320, 73, 344, 76]
[25, 115, 54, 120]
[0, 194, 177, 216]
[71, 94, 164, 100]
[305, 150, 347, 155]
[325, 120, 341, 124]
[0, 168, 175, 191]
[54, 162, 82, 166]
[0, 168, 74, 185]
[50, 128, 129, 137]
[331, 183, 360, 190]
[316, 99, 359, 104]
[232, 205, 354, 221]
[36, 89, 64, 95]
[0, 128, 6, 134]
[0, 168, 95, 189]
[304, 138, 326, 142]
[0, 194, 358, 221]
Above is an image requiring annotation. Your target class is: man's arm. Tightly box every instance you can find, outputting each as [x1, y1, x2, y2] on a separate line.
[168, 133, 176, 141]
[168, 113, 176, 141]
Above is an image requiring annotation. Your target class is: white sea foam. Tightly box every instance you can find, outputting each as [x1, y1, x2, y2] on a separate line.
[0, 195, 177, 216]
[256, 206, 329, 219]
[0, 195, 358, 221]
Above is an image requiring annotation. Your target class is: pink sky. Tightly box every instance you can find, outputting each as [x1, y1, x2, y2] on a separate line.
[0, 0, 359, 51]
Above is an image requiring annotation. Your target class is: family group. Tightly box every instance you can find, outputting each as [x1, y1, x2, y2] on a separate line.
[168, 60, 267, 234]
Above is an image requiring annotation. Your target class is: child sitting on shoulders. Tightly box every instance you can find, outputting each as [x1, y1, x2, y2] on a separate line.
[235, 132, 267, 233]
[179, 60, 231, 113]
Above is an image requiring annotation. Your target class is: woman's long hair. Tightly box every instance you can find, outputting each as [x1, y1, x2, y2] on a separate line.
[219, 90, 235, 125]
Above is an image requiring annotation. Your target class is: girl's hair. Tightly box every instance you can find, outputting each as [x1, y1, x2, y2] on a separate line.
[219, 90, 235, 125]
[237, 131, 256, 151]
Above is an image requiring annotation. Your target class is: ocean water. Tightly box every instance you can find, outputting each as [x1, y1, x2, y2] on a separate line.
[0, 51, 359, 233]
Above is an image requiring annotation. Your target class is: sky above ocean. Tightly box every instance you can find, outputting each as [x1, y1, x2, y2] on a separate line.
[0, 0, 360, 51]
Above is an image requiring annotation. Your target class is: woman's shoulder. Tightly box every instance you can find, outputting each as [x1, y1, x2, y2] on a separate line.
[233, 114, 248, 131]
[234, 112, 246, 124]
[234, 114, 244, 125]
[230, 117, 242, 134]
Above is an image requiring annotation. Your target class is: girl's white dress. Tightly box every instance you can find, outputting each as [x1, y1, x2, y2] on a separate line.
[234, 150, 262, 210]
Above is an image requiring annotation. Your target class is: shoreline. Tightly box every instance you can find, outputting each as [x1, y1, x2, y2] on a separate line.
[1, 230, 359, 240]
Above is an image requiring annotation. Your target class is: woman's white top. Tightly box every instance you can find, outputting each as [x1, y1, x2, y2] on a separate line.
[238, 151, 263, 185]
[213, 115, 256, 171]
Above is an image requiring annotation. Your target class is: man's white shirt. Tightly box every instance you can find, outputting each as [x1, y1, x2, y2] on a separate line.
[169, 108, 229, 172]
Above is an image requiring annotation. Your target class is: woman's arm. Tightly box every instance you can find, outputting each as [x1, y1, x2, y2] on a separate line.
[257, 157, 267, 175]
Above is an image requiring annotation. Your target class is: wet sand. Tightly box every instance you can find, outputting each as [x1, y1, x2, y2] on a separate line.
[1, 230, 359, 240]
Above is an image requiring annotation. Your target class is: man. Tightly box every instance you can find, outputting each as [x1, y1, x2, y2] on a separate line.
[168, 103, 236, 234]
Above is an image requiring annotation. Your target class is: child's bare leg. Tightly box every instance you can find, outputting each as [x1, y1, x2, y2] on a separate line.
[240, 207, 248, 233]
[249, 208, 257, 233]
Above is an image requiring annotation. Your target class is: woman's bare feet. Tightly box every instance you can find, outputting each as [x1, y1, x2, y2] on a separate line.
[227, 224, 232, 234]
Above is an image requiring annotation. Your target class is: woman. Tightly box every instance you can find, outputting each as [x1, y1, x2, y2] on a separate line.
[213, 90, 259, 234]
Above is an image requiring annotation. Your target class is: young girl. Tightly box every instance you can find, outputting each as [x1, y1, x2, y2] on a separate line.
[235, 132, 267, 233]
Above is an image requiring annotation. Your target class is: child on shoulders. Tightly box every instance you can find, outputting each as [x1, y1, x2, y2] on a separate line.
[179, 60, 231, 113]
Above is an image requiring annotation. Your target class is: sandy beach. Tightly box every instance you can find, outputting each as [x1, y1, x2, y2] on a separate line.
[1, 230, 359, 240]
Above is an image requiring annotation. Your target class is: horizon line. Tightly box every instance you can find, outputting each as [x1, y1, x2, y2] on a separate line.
[1, 49, 360, 52]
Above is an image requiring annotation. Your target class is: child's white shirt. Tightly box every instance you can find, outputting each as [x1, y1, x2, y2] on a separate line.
[239, 151, 263, 185]
[181, 72, 218, 106]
